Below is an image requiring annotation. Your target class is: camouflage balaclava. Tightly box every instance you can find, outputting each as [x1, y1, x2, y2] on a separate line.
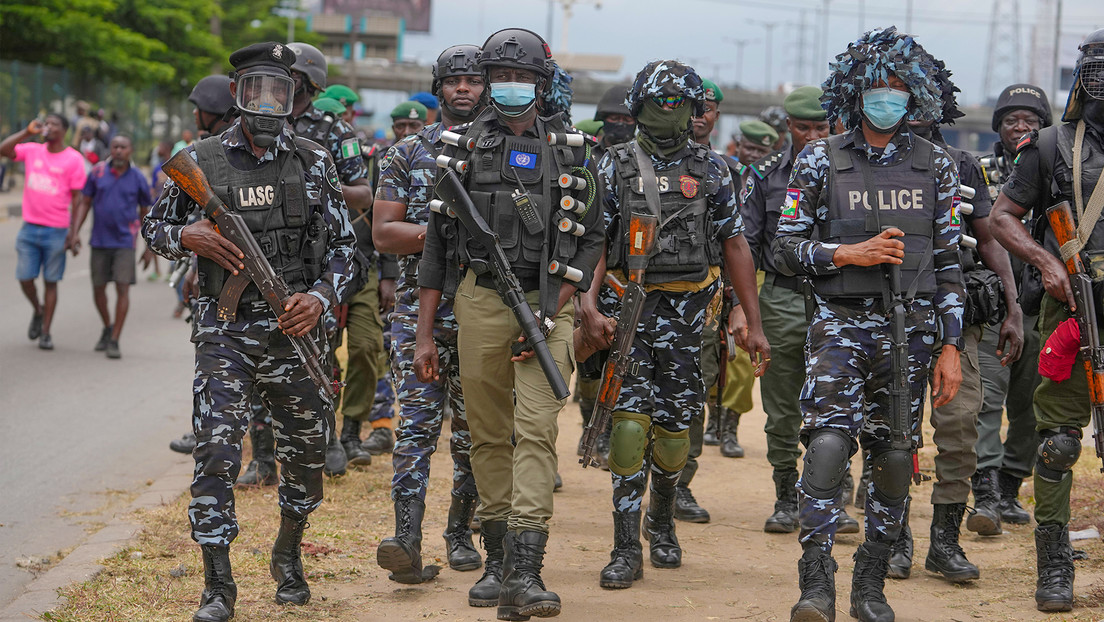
[627, 60, 705, 158]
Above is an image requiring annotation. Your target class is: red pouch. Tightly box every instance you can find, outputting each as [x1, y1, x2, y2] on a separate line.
[1039, 318, 1080, 382]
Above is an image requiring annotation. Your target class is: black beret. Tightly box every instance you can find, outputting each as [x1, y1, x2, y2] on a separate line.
[229, 42, 295, 75]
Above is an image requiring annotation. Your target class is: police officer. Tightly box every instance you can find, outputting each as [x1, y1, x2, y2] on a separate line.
[739, 86, 855, 537]
[734, 120, 778, 179]
[594, 84, 636, 156]
[990, 28, 1104, 613]
[287, 41, 393, 474]
[760, 105, 790, 152]
[143, 42, 356, 622]
[321, 84, 359, 126]
[391, 101, 428, 141]
[417, 28, 604, 619]
[579, 60, 769, 591]
[974, 83, 1051, 527]
[773, 28, 964, 622]
[372, 43, 485, 584]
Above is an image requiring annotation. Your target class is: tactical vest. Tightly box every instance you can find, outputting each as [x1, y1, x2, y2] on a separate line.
[814, 134, 940, 298]
[1039, 123, 1104, 266]
[193, 136, 325, 305]
[608, 143, 721, 284]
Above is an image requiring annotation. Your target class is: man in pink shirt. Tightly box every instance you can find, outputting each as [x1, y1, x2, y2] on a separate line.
[1, 114, 88, 350]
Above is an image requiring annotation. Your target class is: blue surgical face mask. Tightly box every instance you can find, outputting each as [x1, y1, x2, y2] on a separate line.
[490, 82, 537, 110]
[862, 87, 911, 131]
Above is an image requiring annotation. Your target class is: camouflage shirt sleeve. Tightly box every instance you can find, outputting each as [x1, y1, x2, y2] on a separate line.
[331, 118, 370, 185]
[142, 147, 199, 261]
[306, 148, 357, 310]
[772, 139, 842, 276]
[707, 152, 743, 239]
[931, 146, 965, 345]
[374, 137, 416, 204]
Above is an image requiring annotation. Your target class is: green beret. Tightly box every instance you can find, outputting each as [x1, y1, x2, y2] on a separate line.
[391, 100, 428, 121]
[322, 85, 359, 107]
[574, 119, 603, 136]
[701, 79, 724, 103]
[783, 86, 827, 120]
[313, 97, 347, 115]
[739, 120, 778, 147]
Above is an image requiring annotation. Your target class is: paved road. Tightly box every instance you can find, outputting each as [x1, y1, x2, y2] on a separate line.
[0, 215, 194, 607]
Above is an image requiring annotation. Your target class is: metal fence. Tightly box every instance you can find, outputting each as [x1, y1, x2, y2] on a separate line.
[0, 60, 194, 165]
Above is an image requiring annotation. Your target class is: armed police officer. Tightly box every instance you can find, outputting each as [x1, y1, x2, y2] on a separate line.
[416, 28, 604, 620]
[372, 43, 485, 585]
[579, 60, 768, 591]
[974, 83, 1051, 528]
[773, 28, 964, 622]
[143, 42, 356, 622]
[990, 28, 1104, 614]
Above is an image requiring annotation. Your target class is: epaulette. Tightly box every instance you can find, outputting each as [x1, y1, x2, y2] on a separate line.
[751, 149, 786, 180]
[364, 143, 378, 158]
[1014, 130, 1038, 155]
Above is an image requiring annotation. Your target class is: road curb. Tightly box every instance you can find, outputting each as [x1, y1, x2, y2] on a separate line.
[0, 455, 192, 621]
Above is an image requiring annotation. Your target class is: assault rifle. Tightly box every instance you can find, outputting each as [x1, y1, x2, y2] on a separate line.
[161, 149, 336, 400]
[433, 168, 570, 400]
[1046, 201, 1104, 472]
[580, 213, 658, 468]
[885, 256, 926, 483]
[714, 285, 737, 441]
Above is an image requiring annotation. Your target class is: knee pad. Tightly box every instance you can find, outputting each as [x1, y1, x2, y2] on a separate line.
[609, 411, 651, 476]
[802, 428, 855, 499]
[870, 448, 912, 506]
[1036, 427, 1082, 483]
[652, 426, 690, 473]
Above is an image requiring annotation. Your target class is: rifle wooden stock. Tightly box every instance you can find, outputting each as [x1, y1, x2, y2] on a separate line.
[1046, 201, 1104, 472]
[160, 149, 335, 400]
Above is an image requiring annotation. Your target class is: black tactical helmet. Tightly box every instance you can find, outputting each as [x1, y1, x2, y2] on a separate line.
[1063, 28, 1104, 121]
[991, 84, 1052, 131]
[188, 75, 236, 116]
[287, 42, 327, 92]
[432, 45, 481, 96]
[625, 60, 705, 117]
[476, 28, 554, 80]
[594, 84, 631, 121]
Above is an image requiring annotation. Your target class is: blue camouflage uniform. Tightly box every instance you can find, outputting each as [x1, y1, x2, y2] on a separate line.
[598, 141, 743, 512]
[143, 119, 356, 545]
[773, 127, 964, 550]
[375, 122, 475, 501]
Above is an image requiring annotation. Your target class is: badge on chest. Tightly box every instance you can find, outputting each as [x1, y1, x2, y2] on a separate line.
[236, 184, 277, 208]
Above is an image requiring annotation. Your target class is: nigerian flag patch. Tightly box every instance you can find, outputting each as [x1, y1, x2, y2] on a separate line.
[340, 138, 361, 159]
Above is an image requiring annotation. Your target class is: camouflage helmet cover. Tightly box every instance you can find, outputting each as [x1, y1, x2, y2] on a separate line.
[626, 60, 706, 117]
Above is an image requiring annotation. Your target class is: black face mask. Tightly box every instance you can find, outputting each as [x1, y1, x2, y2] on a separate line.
[242, 112, 283, 148]
[1084, 99, 1104, 136]
[602, 121, 634, 146]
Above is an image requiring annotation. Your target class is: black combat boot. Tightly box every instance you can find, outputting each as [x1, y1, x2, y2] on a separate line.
[443, 493, 482, 571]
[323, 426, 347, 477]
[1035, 523, 1074, 611]
[887, 509, 913, 580]
[361, 426, 394, 455]
[703, 405, 721, 446]
[170, 432, 197, 454]
[645, 483, 682, 568]
[600, 511, 644, 589]
[377, 495, 440, 584]
[790, 540, 837, 622]
[837, 506, 861, 534]
[194, 545, 236, 622]
[339, 418, 372, 467]
[997, 471, 1032, 524]
[966, 468, 1002, 535]
[849, 541, 894, 622]
[236, 422, 277, 488]
[765, 468, 799, 533]
[720, 410, 744, 458]
[469, 520, 507, 607]
[270, 510, 311, 605]
[498, 531, 561, 620]
[924, 503, 979, 582]
[673, 484, 711, 523]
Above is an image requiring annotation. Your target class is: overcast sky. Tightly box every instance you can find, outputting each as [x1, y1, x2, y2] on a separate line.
[397, 0, 1104, 107]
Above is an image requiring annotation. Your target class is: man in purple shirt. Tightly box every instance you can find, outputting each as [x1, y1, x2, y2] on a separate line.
[67, 135, 151, 358]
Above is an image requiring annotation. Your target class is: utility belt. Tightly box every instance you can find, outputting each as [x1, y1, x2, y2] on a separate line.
[766, 271, 801, 291]
[767, 271, 817, 321]
[475, 270, 540, 292]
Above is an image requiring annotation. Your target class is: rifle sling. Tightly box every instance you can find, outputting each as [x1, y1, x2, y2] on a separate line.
[1063, 120, 1104, 264]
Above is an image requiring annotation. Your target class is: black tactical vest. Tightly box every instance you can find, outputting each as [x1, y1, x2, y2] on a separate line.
[193, 136, 325, 305]
[608, 143, 722, 284]
[1040, 123, 1104, 266]
[814, 134, 939, 298]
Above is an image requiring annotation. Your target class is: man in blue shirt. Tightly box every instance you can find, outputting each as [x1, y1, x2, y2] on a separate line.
[67, 135, 151, 359]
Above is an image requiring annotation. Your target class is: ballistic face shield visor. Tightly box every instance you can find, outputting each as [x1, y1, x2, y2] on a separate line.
[235, 72, 294, 117]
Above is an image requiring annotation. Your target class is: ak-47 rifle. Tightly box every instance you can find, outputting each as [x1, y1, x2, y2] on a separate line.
[1046, 200, 1104, 472]
[161, 149, 336, 400]
[885, 254, 926, 483]
[433, 168, 570, 400]
[580, 213, 658, 468]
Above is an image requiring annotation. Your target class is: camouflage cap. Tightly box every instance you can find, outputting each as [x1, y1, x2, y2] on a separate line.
[626, 60, 705, 117]
[783, 86, 827, 120]
[391, 100, 428, 121]
[702, 79, 724, 103]
[322, 85, 359, 107]
[739, 120, 778, 147]
[313, 97, 347, 116]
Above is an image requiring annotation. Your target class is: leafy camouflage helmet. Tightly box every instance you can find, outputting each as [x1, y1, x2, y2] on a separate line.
[432, 44, 481, 96]
[625, 60, 705, 118]
[477, 28, 554, 80]
[541, 61, 574, 121]
[287, 42, 327, 92]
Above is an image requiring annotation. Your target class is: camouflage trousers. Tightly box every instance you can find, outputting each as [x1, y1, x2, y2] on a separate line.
[798, 298, 936, 551]
[599, 283, 716, 513]
[189, 325, 332, 546]
[369, 323, 397, 424]
[389, 288, 475, 501]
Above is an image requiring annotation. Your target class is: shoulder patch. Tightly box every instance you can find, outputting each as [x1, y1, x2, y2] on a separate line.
[740, 176, 755, 204]
[326, 163, 340, 192]
[679, 175, 699, 198]
[379, 147, 398, 172]
[950, 196, 962, 227]
[1015, 130, 1038, 154]
[782, 188, 801, 218]
[340, 138, 361, 159]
